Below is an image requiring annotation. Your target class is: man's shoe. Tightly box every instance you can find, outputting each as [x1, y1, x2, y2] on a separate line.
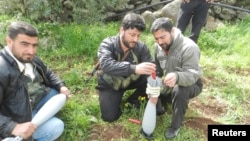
[140, 129, 154, 140]
[165, 127, 180, 139]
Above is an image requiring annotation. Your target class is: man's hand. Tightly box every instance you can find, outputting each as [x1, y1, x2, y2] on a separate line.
[135, 62, 156, 75]
[148, 96, 159, 104]
[146, 84, 160, 104]
[163, 72, 177, 87]
[206, 0, 214, 3]
[60, 86, 71, 98]
[183, 0, 190, 3]
[12, 122, 37, 139]
[184, 0, 214, 4]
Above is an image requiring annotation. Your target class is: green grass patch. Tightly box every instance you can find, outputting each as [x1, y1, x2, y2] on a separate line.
[0, 14, 249, 140]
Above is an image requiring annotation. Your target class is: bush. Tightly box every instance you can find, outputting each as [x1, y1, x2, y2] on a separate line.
[0, 0, 127, 24]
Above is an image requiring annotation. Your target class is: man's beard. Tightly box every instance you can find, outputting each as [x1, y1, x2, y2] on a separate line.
[160, 43, 171, 51]
[160, 36, 173, 51]
[121, 35, 136, 49]
[10, 44, 33, 63]
[15, 55, 33, 63]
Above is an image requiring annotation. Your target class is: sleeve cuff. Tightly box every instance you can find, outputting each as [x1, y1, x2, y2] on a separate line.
[130, 64, 136, 74]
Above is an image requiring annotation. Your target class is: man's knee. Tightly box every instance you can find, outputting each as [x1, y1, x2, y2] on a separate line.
[100, 107, 122, 122]
[172, 86, 190, 100]
[53, 118, 64, 135]
[196, 78, 203, 90]
[47, 118, 64, 138]
[33, 117, 64, 140]
[101, 114, 120, 122]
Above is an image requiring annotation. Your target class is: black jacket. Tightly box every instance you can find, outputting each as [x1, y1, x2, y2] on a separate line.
[0, 48, 65, 139]
[97, 34, 153, 88]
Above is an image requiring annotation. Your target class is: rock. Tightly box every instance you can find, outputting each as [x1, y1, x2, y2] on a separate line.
[141, 10, 156, 28]
[205, 16, 225, 31]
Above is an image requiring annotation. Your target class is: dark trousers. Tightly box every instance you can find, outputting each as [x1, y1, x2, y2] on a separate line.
[176, 0, 210, 43]
[160, 78, 203, 129]
[97, 75, 148, 122]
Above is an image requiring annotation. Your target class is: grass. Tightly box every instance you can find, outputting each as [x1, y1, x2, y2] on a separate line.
[0, 15, 249, 141]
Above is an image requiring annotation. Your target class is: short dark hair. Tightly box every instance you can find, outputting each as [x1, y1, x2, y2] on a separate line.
[8, 21, 38, 39]
[150, 17, 173, 33]
[121, 12, 146, 32]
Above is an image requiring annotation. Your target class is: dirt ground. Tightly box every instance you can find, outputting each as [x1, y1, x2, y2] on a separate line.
[86, 78, 250, 141]
[86, 98, 222, 141]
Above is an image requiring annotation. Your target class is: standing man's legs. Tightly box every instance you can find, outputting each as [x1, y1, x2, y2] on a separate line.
[32, 88, 64, 141]
[176, 0, 196, 34]
[190, 0, 210, 42]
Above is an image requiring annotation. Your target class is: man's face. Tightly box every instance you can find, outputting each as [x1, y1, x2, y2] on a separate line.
[6, 34, 38, 63]
[153, 29, 173, 51]
[120, 27, 141, 49]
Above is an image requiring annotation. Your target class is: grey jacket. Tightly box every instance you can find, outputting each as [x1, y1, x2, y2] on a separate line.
[154, 28, 203, 87]
[0, 47, 65, 139]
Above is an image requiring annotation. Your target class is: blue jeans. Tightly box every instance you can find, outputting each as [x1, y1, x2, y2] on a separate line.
[32, 88, 64, 141]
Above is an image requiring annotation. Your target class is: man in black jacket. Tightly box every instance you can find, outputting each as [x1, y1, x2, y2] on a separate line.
[0, 21, 71, 141]
[96, 12, 156, 122]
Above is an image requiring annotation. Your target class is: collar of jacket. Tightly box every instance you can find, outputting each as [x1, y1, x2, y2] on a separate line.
[1, 47, 19, 68]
